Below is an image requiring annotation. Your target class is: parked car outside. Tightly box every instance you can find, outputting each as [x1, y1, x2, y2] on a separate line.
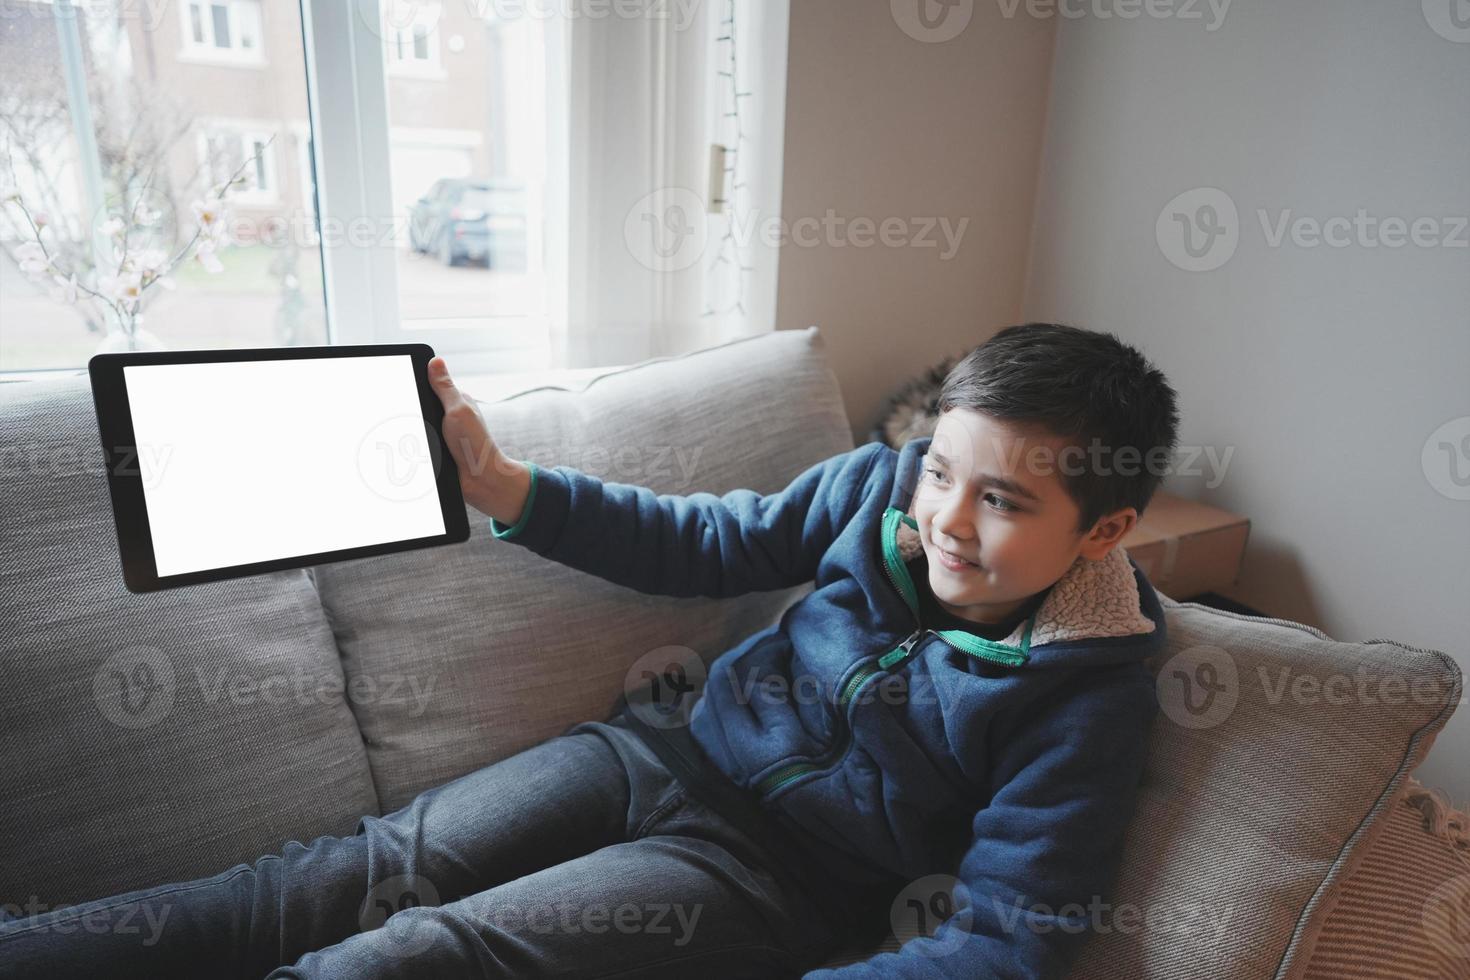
[408, 178, 528, 270]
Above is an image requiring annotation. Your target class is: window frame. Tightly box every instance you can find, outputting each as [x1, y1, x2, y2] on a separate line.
[289, 120, 319, 240]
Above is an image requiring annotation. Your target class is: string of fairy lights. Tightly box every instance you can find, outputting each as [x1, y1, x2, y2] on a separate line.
[703, 0, 753, 319]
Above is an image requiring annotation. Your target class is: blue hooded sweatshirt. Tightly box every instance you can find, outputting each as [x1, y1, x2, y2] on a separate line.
[488, 433, 1166, 978]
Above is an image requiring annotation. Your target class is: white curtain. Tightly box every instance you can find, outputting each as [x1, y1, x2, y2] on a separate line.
[552, 0, 790, 369]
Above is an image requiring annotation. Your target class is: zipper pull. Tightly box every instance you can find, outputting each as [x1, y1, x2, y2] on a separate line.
[879, 627, 928, 671]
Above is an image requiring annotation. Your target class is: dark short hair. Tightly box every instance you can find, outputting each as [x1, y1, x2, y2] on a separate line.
[936, 322, 1180, 533]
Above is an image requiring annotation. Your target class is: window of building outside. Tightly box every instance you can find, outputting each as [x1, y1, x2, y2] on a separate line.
[384, 0, 442, 77]
[196, 128, 277, 206]
[0, 0, 553, 374]
[180, 0, 263, 63]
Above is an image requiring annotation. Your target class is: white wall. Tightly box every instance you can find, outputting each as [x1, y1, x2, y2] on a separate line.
[1023, 0, 1470, 797]
[775, 0, 1058, 440]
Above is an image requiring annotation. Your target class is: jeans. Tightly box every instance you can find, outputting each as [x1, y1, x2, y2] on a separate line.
[0, 714, 871, 979]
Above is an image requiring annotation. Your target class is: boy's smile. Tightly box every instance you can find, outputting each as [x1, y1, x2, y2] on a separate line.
[913, 409, 1138, 626]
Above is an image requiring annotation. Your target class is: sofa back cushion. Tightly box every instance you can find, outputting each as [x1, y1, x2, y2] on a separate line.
[309, 327, 855, 809]
[1068, 596, 1462, 979]
[0, 377, 380, 907]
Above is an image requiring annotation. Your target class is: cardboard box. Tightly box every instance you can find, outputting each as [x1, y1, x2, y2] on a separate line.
[1122, 492, 1250, 600]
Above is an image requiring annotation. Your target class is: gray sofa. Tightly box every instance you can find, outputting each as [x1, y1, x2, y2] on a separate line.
[0, 326, 1461, 976]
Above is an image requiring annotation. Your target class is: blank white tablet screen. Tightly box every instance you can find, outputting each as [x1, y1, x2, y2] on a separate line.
[123, 355, 446, 577]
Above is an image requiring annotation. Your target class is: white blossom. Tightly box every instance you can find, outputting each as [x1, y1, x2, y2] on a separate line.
[136, 248, 170, 276]
[99, 215, 126, 238]
[16, 241, 49, 279]
[191, 199, 230, 245]
[99, 269, 144, 305]
[194, 239, 224, 274]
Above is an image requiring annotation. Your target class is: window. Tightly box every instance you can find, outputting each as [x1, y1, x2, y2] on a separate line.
[196, 126, 279, 205]
[179, 0, 264, 64]
[0, 0, 325, 372]
[384, 0, 443, 78]
[2, 0, 788, 380]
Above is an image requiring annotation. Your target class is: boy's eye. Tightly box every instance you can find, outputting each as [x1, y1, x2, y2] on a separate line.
[924, 468, 1018, 513]
[984, 493, 1017, 513]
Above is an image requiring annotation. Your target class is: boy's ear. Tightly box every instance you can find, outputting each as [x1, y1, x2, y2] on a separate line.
[1078, 507, 1138, 561]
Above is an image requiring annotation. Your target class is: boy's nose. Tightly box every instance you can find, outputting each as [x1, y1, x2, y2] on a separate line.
[932, 506, 976, 545]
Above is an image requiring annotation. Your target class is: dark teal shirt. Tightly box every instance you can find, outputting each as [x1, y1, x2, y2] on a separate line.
[905, 554, 1050, 641]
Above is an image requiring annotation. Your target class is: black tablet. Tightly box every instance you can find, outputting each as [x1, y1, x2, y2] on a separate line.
[89, 343, 470, 593]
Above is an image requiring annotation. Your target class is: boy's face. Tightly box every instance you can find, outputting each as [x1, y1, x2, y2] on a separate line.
[912, 409, 1137, 626]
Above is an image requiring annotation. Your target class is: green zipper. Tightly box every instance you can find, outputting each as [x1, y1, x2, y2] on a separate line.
[753, 657, 890, 796]
[881, 507, 1035, 670]
[753, 506, 1035, 797]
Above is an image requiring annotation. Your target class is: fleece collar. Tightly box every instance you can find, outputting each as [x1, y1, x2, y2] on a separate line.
[887, 435, 1158, 657]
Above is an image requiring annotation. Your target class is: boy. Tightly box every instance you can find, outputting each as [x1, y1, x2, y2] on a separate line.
[0, 322, 1178, 978]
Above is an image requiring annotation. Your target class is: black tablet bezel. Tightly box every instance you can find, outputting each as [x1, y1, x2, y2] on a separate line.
[88, 343, 470, 594]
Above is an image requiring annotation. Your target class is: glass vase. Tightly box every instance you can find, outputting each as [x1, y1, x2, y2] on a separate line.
[93, 325, 166, 355]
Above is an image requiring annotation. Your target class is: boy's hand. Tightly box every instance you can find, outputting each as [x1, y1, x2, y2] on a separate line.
[427, 356, 533, 526]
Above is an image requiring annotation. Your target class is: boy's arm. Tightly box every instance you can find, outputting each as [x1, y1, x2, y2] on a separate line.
[428, 354, 884, 599]
[489, 444, 884, 598]
[804, 669, 1158, 980]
